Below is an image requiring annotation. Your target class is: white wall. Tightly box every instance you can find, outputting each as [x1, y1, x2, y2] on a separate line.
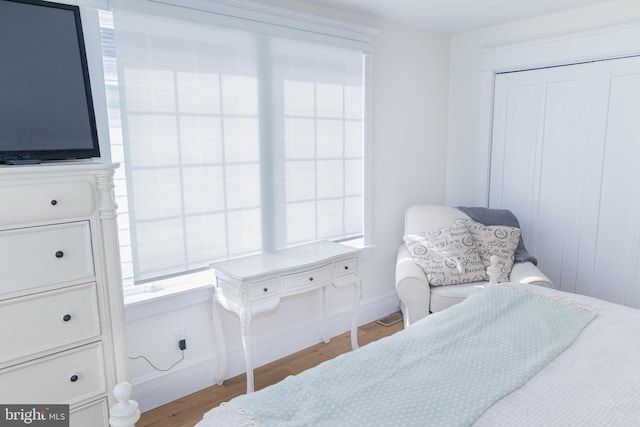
[121, 2, 450, 411]
[446, 0, 640, 207]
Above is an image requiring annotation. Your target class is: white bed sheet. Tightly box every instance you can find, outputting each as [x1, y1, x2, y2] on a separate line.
[475, 284, 640, 426]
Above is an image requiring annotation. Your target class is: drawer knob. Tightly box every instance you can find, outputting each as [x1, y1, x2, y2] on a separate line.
[70, 375, 79, 382]
[344, 266, 349, 270]
[50, 199, 58, 206]
[309, 277, 314, 282]
[63, 314, 72, 322]
[55, 251, 64, 258]
[263, 288, 268, 293]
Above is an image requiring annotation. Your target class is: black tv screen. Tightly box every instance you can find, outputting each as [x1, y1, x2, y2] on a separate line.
[0, 0, 100, 164]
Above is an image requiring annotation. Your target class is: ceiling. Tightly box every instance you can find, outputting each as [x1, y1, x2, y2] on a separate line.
[300, 0, 616, 34]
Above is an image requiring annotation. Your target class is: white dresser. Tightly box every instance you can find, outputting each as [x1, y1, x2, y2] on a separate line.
[0, 163, 130, 426]
[210, 240, 363, 393]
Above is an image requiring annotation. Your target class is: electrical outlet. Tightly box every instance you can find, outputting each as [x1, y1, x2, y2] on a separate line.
[173, 329, 187, 353]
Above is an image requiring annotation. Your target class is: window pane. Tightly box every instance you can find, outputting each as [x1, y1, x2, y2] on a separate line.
[284, 80, 314, 117]
[345, 159, 362, 196]
[123, 68, 175, 113]
[180, 116, 223, 164]
[223, 117, 260, 162]
[286, 202, 316, 244]
[344, 85, 362, 119]
[317, 199, 343, 238]
[183, 166, 225, 213]
[285, 118, 315, 159]
[226, 164, 261, 209]
[135, 218, 185, 277]
[127, 114, 178, 166]
[345, 195, 363, 235]
[316, 83, 343, 118]
[286, 160, 315, 201]
[317, 119, 343, 158]
[227, 209, 262, 254]
[344, 121, 362, 158]
[177, 71, 221, 114]
[186, 213, 228, 262]
[317, 160, 344, 198]
[130, 168, 182, 220]
[222, 75, 258, 115]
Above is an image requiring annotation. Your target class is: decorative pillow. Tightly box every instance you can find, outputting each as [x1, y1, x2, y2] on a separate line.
[404, 220, 487, 286]
[465, 220, 521, 282]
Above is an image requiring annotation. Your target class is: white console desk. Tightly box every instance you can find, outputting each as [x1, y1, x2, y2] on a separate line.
[210, 240, 363, 393]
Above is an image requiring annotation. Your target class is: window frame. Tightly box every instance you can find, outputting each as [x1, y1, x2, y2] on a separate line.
[98, 1, 377, 296]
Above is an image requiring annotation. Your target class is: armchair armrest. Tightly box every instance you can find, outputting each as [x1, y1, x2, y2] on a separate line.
[510, 261, 554, 289]
[396, 244, 430, 327]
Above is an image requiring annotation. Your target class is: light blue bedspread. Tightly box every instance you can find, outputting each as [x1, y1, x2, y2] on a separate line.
[219, 285, 596, 427]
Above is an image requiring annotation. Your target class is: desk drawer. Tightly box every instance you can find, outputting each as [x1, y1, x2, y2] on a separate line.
[0, 181, 93, 227]
[282, 264, 332, 291]
[0, 222, 95, 296]
[0, 343, 106, 405]
[335, 257, 357, 277]
[251, 279, 277, 301]
[0, 283, 100, 365]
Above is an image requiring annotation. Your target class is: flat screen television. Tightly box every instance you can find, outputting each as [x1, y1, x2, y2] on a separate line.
[0, 0, 100, 164]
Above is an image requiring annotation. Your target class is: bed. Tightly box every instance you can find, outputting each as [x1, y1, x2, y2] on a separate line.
[196, 284, 640, 426]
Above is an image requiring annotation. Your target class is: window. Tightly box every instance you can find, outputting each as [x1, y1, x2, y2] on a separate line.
[99, 2, 373, 288]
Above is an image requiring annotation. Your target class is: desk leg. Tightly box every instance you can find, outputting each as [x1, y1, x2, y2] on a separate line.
[211, 298, 226, 385]
[322, 286, 329, 343]
[351, 280, 363, 350]
[240, 309, 254, 393]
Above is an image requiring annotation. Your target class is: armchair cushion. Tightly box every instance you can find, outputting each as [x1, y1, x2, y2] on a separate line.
[404, 220, 486, 286]
[466, 220, 521, 282]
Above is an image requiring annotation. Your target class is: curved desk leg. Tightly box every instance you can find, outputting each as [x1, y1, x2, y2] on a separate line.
[322, 286, 329, 343]
[240, 309, 254, 393]
[351, 279, 363, 350]
[211, 297, 226, 385]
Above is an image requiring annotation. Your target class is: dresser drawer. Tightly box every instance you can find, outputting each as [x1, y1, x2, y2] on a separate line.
[0, 181, 93, 227]
[70, 398, 109, 427]
[0, 343, 106, 405]
[281, 264, 333, 291]
[0, 283, 100, 365]
[0, 222, 94, 296]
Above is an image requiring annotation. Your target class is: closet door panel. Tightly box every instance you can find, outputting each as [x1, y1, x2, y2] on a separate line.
[587, 56, 640, 307]
[490, 70, 541, 246]
[533, 64, 594, 295]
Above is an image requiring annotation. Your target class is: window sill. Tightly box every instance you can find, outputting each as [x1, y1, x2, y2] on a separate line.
[124, 280, 214, 322]
[343, 239, 376, 261]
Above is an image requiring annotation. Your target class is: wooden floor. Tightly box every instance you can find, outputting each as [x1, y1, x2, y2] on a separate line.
[137, 313, 404, 427]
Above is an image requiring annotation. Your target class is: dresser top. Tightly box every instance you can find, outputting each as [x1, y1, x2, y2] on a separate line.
[211, 240, 360, 280]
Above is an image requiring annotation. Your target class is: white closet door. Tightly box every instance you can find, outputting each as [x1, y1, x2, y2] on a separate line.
[490, 63, 593, 293]
[583, 56, 640, 307]
[490, 56, 640, 308]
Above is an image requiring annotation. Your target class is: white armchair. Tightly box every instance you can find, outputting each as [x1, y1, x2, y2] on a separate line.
[396, 205, 553, 327]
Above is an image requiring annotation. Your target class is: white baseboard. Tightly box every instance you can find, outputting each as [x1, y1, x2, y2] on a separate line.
[132, 291, 399, 412]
